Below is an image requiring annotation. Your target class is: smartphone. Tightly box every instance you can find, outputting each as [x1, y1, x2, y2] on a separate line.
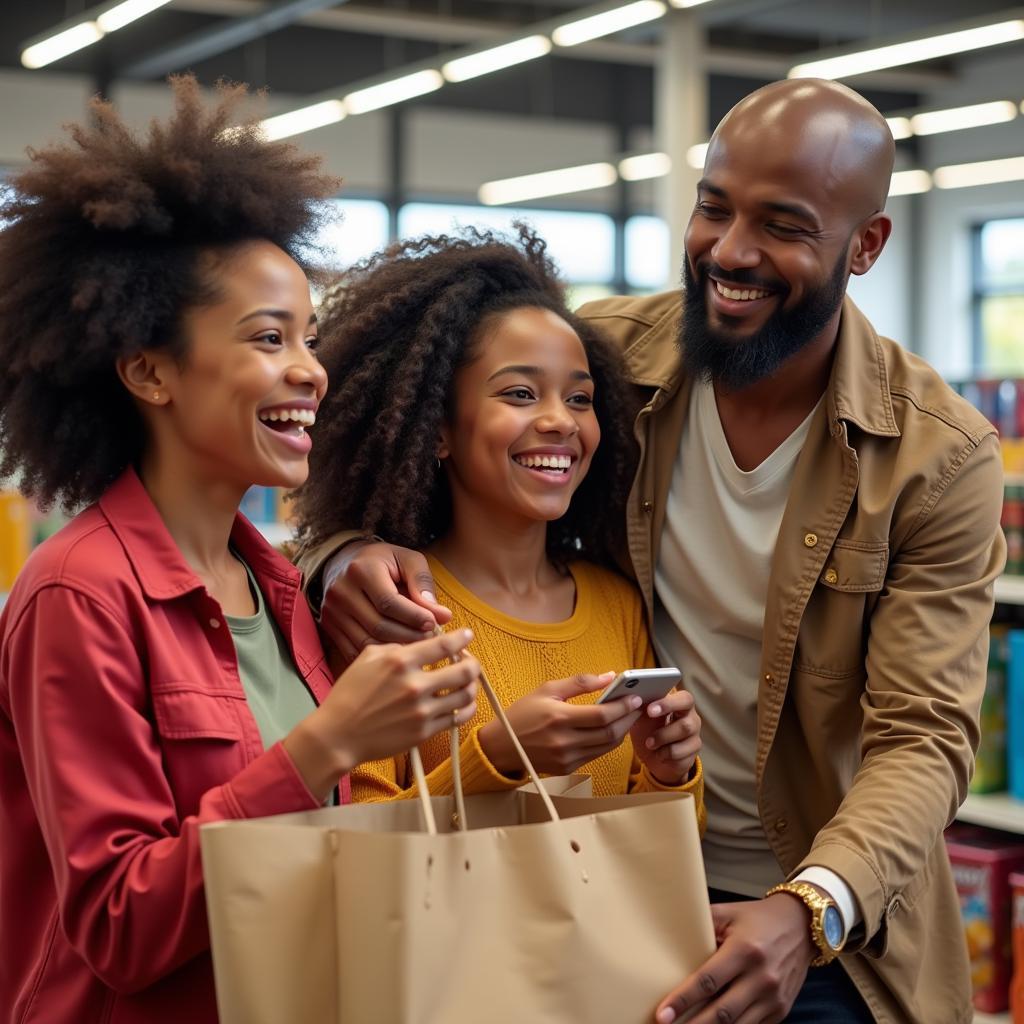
[596, 667, 681, 706]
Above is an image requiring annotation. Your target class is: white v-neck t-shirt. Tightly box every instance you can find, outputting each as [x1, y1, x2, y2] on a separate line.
[654, 378, 819, 896]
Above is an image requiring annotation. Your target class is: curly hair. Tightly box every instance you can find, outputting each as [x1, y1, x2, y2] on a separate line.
[0, 75, 340, 511]
[293, 224, 637, 569]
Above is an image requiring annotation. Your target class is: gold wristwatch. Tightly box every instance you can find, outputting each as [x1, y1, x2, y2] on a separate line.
[764, 881, 846, 967]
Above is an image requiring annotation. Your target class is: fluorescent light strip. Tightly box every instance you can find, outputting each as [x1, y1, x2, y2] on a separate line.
[21, 21, 103, 68]
[886, 116, 913, 141]
[619, 152, 671, 180]
[686, 142, 709, 169]
[96, 0, 171, 32]
[443, 35, 551, 82]
[260, 100, 346, 141]
[552, 0, 666, 48]
[668, 0, 719, 6]
[790, 19, 1024, 80]
[344, 70, 444, 115]
[480, 162, 617, 205]
[934, 155, 1024, 189]
[888, 169, 932, 196]
[911, 100, 1018, 136]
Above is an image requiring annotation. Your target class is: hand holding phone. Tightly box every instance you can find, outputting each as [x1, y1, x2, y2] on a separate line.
[596, 667, 681, 706]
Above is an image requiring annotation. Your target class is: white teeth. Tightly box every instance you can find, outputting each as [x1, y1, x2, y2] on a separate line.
[259, 408, 316, 427]
[514, 454, 572, 471]
[716, 282, 769, 301]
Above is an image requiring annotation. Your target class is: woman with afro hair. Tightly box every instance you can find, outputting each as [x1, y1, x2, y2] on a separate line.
[0, 78, 479, 1024]
[294, 226, 705, 814]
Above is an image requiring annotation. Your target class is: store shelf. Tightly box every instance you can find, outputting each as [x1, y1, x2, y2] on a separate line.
[958, 792, 1024, 835]
[995, 575, 1024, 605]
[973, 1011, 1010, 1023]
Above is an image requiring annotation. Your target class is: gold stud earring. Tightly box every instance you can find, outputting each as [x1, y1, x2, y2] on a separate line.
[153, 391, 160, 401]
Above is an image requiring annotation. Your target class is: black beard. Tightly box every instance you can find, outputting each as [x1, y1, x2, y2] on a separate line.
[679, 251, 848, 390]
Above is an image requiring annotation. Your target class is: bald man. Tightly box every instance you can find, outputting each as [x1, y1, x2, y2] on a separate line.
[304, 80, 1004, 1024]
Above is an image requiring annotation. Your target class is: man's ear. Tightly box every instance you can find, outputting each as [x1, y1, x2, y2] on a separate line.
[116, 351, 171, 407]
[849, 212, 893, 277]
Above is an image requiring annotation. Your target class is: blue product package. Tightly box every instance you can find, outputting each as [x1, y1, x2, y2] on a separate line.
[239, 486, 277, 524]
[1007, 629, 1024, 799]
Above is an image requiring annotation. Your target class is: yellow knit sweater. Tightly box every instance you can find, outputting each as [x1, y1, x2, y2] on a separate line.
[349, 556, 705, 832]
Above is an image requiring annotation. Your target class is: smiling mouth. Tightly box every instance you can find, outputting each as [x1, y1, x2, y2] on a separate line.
[258, 408, 315, 436]
[513, 454, 573, 475]
[713, 280, 772, 302]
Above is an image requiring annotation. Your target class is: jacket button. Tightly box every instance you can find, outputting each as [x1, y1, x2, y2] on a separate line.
[641, 500, 653, 513]
[775, 817, 788, 834]
[823, 568, 839, 585]
[804, 533, 818, 548]
[209, 618, 221, 629]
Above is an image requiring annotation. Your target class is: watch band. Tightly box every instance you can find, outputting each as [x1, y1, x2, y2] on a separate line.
[764, 880, 844, 967]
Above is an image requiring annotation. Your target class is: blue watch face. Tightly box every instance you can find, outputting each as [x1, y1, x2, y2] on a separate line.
[823, 905, 844, 949]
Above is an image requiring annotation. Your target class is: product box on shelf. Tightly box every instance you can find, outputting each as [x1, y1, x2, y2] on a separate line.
[974, 625, 1009, 794]
[946, 826, 1024, 1013]
[1009, 631, 1024, 801]
[0, 491, 31, 593]
[1012, 871, 1024, 1024]
[239, 486, 279, 525]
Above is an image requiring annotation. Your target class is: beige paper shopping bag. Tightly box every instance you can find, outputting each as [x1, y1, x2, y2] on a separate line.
[201, 668, 715, 1024]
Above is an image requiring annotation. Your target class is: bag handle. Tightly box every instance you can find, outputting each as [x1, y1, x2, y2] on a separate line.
[408, 628, 560, 834]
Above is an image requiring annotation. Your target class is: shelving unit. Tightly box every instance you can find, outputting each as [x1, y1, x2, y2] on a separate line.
[974, 1011, 1010, 1023]
[960, 793, 1024, 834]
[995, 574, 1024, 606]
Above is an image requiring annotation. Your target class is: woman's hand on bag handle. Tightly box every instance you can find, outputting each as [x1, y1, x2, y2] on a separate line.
[283, 629, 479, 802]
[630, 689, 702, 786]
[320, 539, 452, 665]
[477, 673, 643, 777]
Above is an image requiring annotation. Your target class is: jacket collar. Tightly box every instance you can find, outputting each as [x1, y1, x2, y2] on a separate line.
[620, 291, 899, 438]
[99, 469, 301, 602]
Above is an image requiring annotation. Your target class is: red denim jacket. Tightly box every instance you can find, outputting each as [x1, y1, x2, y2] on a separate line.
[0, 470, 347, 1023]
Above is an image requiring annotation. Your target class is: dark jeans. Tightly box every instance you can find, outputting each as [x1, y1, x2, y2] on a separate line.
[708, 888, 876, 1024]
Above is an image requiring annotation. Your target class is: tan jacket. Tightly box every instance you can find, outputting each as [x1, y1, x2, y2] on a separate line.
[579, 290, 1005, 1024]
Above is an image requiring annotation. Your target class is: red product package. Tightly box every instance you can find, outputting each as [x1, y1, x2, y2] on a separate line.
[946, 827, 1024, 1013]
[1012, 871, 1024, 1023]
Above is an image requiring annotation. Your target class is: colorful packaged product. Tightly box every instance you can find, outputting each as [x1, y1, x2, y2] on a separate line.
[1009, 631, 1024, 801]
[1011, 871, 1024, 1023]
[972, 624, 1009, 793]
[946, 828, 1024, 1013]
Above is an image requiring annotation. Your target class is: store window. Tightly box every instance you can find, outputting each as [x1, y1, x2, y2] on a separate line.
[398, 202, 615, 306]
[973, 217, 1024, 374]
[315, 198, 390, 270]
[625, 215, 672, 293]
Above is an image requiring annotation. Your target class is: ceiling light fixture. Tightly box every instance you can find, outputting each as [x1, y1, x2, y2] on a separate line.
[789, 18, 1024, 80]
[259, 100, 346, 141]
[886, 117, 913, 140]
[686, 142, 709, 169]
[344, 69, 444, 115]
[480, 162, 618, 205]
[888, 169, 932, 196]
[934, 155, 1024, 189]
[910, 99, 1018, 135]
[668, 0, 720, 7]
[96, 0, 172, 32]
[443, 35, 552, 82]
[619, 152, 672, 180]
[552, 0, 666, 48]
[20, 0, 171, 68]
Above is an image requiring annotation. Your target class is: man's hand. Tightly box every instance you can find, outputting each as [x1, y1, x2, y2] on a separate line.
[654, 895, 816, 1024]
[631, 689, 701, 786]
[320, 540, 452, 663]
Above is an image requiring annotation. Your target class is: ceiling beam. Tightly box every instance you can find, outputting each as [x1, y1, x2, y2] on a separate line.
[124, 0, 348, 79]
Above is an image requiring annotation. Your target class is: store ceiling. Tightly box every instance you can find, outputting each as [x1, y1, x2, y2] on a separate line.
[6, 0, 1024, 131]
